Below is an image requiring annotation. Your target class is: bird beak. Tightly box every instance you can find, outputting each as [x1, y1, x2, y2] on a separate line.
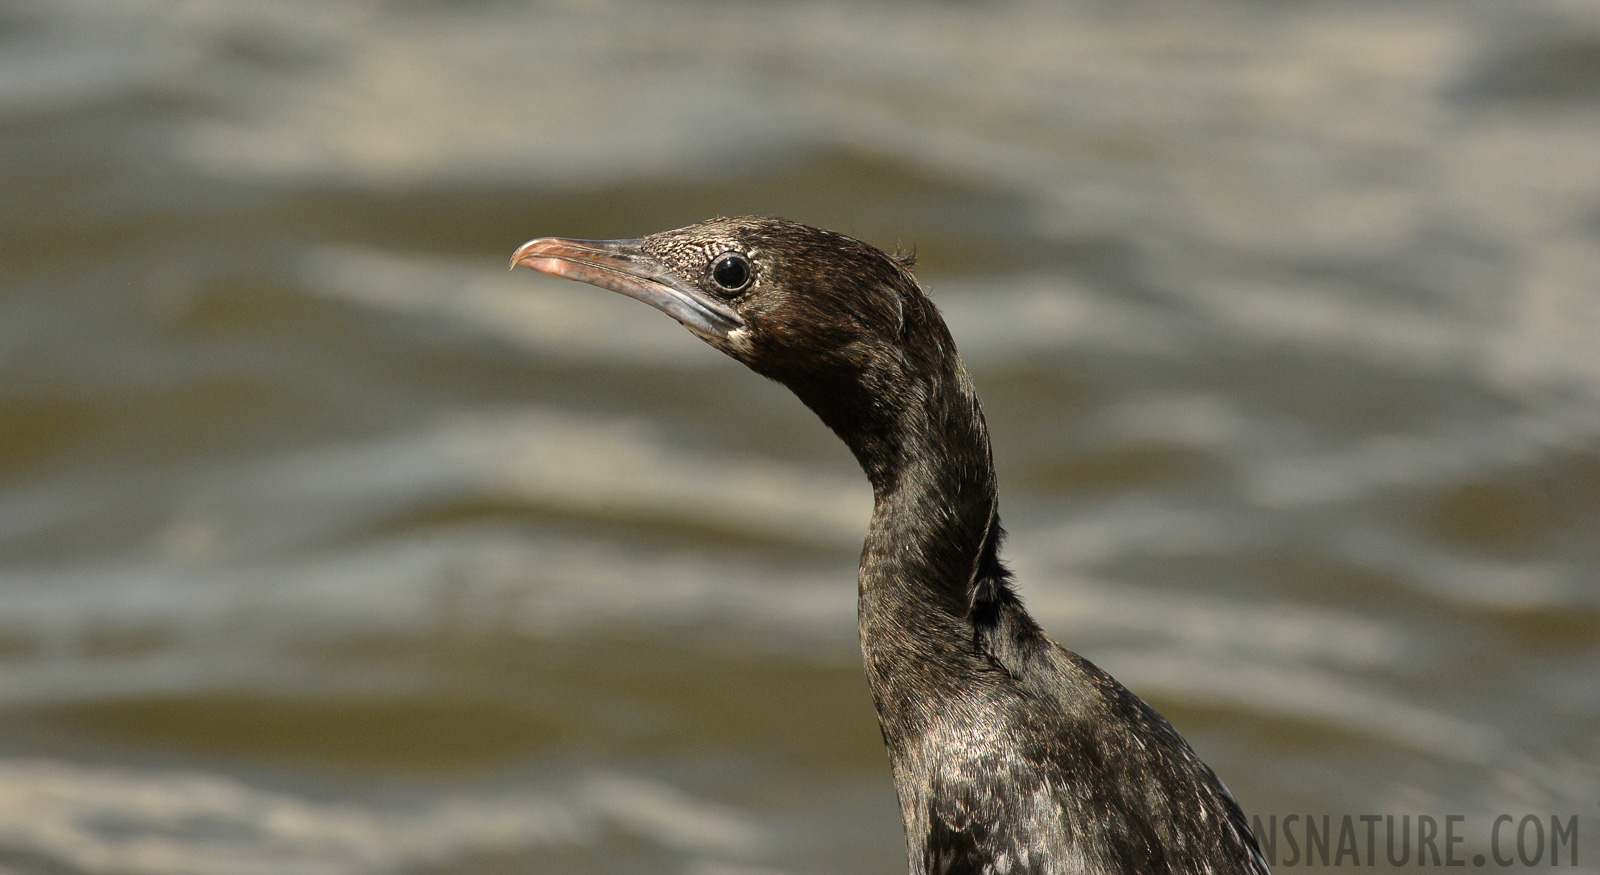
[511, 237, 745, 340]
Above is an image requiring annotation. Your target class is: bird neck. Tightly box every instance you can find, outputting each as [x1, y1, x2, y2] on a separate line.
[858, 366, 999, 613]
[828, 355, 1016, 740]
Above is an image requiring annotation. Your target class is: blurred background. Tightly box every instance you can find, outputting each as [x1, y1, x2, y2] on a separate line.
[2, 0, 1599, 872]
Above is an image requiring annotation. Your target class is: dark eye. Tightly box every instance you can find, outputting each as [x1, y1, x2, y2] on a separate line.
[709, 253, 752, 292]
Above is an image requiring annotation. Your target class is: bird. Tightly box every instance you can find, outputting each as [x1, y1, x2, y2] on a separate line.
[511, 216, 1270, 875]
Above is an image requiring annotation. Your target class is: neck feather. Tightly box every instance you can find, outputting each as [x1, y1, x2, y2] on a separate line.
[835, 352, 1020, 741]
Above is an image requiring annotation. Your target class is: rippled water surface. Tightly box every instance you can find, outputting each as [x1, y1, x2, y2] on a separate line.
[3, 1, 1599, 872]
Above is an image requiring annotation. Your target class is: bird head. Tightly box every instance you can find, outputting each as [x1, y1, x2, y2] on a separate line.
[512, 216, 934, 389]
[512, 216, 974, 484]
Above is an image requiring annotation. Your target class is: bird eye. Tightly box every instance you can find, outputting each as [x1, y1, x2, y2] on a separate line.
[709, 253, 752, 292]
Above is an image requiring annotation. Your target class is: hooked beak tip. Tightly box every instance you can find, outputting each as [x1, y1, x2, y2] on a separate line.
[509, 238, 549, 271]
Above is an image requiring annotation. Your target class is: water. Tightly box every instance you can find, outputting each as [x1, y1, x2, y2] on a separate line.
[2, 0, 1598, 871]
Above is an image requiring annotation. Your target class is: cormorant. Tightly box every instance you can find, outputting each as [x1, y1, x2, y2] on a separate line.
[512, 216, 1270, 875]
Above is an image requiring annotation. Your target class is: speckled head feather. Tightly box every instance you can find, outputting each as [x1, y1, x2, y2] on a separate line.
[636, 217, 941, 420]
